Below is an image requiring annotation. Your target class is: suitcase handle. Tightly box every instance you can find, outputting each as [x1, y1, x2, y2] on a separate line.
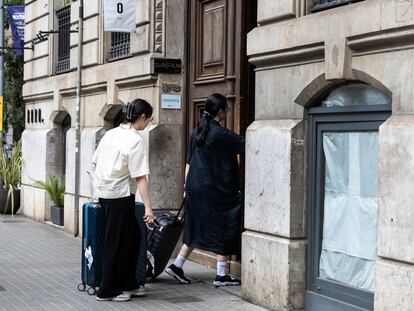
[175, 199, 186, 221]
[146, 199, 186, 244]
[153, 199, 186, 222]
[146, 222, 159, 230]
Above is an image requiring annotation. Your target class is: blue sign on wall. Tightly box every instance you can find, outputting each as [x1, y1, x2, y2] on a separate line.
[7, 6, 25, 56]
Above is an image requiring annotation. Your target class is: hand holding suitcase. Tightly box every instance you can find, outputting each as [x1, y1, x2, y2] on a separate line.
[146, 200, 186, 280]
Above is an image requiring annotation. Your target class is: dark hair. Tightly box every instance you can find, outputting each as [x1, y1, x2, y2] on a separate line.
[195, 93, 227, 147]
[124, 98, 153, 124]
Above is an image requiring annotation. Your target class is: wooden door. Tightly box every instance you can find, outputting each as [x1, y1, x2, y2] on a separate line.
[186, 0, 257, 270]
[188, 0, 238, 133]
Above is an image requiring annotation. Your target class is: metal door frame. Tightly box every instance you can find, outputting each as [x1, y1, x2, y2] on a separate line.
[305, 104, 391, 311]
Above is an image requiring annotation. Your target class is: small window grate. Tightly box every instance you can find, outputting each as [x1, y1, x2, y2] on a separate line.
[312, 0, 364, 12]
[56, 6, 71, 74]
[27, 109, 43, 124]
[108, 32, 130, 61]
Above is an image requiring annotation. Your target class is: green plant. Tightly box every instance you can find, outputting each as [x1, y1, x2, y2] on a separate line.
[4, 46, 24, 139]
[0, 139, 22, 215]
[33, 176, 65, 208]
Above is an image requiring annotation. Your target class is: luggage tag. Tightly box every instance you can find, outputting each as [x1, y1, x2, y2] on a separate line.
[84, 246, 94, 270]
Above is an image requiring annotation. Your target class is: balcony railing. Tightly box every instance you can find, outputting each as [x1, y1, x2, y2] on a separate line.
[312, 0, 364, 12]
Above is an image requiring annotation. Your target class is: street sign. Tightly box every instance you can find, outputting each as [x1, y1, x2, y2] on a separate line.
[161, 94, 181, 110]
[0, 96, 3, 131]
[154, 58, 182, 74]
[104, 0, 136, 32]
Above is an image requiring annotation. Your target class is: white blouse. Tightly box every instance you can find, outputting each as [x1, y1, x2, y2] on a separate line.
[91, 124, 150, 199]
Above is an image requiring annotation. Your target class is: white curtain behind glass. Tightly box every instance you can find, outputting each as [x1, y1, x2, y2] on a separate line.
[319, 132, 379, 291]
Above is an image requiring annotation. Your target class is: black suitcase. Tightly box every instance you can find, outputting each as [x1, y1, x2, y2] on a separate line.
[78, 201, 148, 295]
[146, 200, 185, 279]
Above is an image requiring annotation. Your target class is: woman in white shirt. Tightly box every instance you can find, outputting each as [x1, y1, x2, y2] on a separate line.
[92, 99, 154, 302]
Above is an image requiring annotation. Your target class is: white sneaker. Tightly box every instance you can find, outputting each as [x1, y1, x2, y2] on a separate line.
[126, 286, 147, 297]
[112, 292, 131, 301]
[96, 292, 131, 302]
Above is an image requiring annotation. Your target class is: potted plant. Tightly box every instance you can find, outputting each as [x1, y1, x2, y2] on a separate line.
[34, 176, 65, 226]
[0, 140, 22, 215]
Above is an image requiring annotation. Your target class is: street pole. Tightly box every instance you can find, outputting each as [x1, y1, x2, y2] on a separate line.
[74, 0, 84, 237]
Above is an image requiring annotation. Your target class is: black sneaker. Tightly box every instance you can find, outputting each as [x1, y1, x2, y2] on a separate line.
[213, 274, 241, 287]
[165, 264, 191, 284]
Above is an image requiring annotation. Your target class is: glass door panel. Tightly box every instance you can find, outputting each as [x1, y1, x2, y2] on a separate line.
[319, 131, 379, 291]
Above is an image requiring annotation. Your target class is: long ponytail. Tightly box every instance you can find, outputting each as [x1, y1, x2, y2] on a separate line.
[195, 93, 227, 147]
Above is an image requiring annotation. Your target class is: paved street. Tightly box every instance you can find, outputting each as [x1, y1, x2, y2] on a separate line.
[0, 215, 265, 311]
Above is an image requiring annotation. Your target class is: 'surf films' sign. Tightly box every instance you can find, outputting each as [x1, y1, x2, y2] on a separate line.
[154, 58, 182, 74]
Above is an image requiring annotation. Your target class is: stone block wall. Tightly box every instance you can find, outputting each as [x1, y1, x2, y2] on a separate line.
[245, 0, 414, 310]
[22, 0, 187, 235]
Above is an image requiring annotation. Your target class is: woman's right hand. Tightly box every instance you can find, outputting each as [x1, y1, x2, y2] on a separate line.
[136, 176, 154, 224]
[143, 208, 154, 224]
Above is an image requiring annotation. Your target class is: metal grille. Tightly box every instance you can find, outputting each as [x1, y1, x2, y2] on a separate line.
[108, 32, 130, 61]
[312, 0, 364, 12]
[56, 6, 71, 74]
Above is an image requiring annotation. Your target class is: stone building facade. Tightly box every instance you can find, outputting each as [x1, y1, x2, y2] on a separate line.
[22, 0, 186, 234]
[243, 0, 414, 310]
[22, 1, 413, 311]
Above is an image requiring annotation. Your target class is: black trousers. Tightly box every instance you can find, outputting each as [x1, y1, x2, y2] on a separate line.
[97, 195, 141, 298]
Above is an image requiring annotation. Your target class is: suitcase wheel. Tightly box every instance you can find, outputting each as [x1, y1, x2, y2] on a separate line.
[77, 283, 86, 292]
[87, 287, 97, 296]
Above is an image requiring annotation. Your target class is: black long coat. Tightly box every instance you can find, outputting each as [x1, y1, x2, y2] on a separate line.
[183, 120, 245, 255]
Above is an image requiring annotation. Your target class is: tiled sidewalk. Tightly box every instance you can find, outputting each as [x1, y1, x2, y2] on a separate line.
[0, 215, 266, 311]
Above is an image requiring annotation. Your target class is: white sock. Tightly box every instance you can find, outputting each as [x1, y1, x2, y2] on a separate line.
[173, 255, 187, 269]
[217, 261, 227, 276]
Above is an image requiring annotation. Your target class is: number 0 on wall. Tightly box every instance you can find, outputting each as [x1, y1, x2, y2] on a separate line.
[103, 0, 136, 32]
[117, 2, 123, 14]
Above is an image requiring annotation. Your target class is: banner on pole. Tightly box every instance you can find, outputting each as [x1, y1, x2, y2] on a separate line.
[104, 0, 136, 32]
[7, 6, 25, 56]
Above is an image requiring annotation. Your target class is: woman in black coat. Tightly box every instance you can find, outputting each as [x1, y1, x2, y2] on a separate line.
[166, 93, 244, 287]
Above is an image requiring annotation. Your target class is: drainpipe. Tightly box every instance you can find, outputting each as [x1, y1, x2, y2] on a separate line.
[74, 0, 84, 237]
